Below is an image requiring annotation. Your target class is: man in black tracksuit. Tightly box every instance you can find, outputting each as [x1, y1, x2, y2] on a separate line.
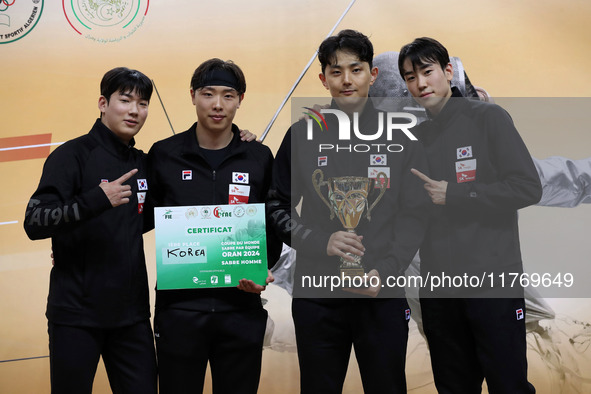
[399, 37, 541, 393]
[24, 68, 157, 393]
[147, 58, 280, 394]
[268, 30, 430, 393]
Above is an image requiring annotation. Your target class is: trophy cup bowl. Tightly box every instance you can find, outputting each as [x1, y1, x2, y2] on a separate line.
[312, 169, 388, 278]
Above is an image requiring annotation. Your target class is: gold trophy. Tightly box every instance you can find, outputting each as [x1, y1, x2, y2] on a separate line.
[312, 169, 388, 278]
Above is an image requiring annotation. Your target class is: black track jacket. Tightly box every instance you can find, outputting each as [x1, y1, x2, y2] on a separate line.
[268, 99, 431, 298]
[415, 88, 542, 296]
[24, 119, 151, 327]
[147, 123, 280, 312]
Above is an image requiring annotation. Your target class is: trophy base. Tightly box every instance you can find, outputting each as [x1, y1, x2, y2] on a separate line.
[340, 267, 366, 279]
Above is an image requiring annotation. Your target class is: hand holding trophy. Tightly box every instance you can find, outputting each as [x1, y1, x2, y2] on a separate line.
[312, 169, 388, 278]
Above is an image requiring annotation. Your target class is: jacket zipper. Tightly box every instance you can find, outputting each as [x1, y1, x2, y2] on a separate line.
[212, 169, 217, 203]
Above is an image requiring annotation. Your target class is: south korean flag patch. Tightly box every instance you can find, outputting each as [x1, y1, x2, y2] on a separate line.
[370, 154, 387, 166]
[457, 146, 473, 159]
[137, 179, 148, 191]
[232, 172, 249, 184]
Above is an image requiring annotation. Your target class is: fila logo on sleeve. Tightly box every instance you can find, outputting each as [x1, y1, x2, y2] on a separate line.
[182, 170, 192, 181]
[516, 308, 524, 320]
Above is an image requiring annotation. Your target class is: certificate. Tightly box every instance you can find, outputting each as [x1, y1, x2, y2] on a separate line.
[154, 203, 268, 290]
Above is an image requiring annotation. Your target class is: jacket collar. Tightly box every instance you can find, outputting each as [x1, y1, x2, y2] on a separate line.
[89, 119, 136, 156]
[426, 86, 464, 125]
[181, 122, 247, 158]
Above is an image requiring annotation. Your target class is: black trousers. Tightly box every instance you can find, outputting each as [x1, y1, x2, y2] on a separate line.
[420, 298, 536, 394]
[154, 307, 268, 394]
[47, 320, 157, 394]
[292, 297, 410, 394]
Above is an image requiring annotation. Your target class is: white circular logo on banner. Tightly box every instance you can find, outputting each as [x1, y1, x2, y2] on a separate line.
[0, 0, 44, 44]
[62, 0, 149, 43]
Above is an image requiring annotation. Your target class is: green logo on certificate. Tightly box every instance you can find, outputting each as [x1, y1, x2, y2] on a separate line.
[154, 203, 268, 290]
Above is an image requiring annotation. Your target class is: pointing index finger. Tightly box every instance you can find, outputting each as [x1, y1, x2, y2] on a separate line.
[114, 168, 138, 185]
[411, 168, 434, 184]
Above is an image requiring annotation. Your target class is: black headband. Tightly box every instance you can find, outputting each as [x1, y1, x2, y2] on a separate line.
[194, 68, 240, 92]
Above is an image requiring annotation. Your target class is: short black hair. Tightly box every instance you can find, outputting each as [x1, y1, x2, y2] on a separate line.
[398, 37, 450, 80]
[318, 29, 374, 74]
[190, 58, 246, 96]
[100, 67, 153, 102]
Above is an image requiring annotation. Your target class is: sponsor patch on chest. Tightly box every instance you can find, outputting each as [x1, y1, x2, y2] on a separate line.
[229, 184, 250, 204]
[368, 167, 390, 188]
[137, 192, 146, 214]
[455, 159, 476, 183]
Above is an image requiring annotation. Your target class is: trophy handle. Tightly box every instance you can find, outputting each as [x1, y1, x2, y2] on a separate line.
[367, 172, 388, 220]
[312, 169, 334, 219]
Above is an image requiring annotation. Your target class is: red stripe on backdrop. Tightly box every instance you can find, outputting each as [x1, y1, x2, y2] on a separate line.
[0, 134, 52, 162]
